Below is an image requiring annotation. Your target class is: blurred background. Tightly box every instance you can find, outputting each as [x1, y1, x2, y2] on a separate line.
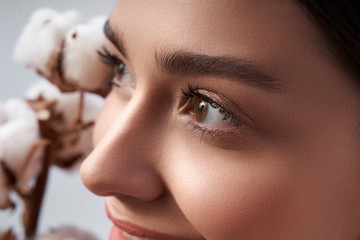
[0, 0, 115, 238]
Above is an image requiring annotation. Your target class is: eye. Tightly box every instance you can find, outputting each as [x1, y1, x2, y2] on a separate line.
[112, 61, 132, 86]
[182, 85, 241, 129]
[97, 48, 132, 87]
[193, 96, 236, 127]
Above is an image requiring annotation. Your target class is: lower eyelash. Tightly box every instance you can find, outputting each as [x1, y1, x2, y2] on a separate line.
[187, 120, 235, 139]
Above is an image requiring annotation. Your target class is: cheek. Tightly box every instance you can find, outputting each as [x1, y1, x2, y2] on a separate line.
[165, 143, 293, 239]
[166, 134, 360, 239]
[195, 176, 289, 239]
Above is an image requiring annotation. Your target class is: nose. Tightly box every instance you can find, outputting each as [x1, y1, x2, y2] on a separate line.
[80, 92, 165, 201]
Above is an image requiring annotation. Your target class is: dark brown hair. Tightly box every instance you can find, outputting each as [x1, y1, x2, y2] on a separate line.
[297, 0, 360, 81]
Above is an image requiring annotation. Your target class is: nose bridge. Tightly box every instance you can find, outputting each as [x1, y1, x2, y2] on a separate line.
[108, 92, 157, 148]
[81, 90, 165, 201]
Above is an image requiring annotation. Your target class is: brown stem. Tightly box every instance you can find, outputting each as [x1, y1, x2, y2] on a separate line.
[0, 229, 16, 240]
[20, 87, 95, 238]
[19, 140, 50, 178]
[22, 143, 53, 238]
[22, 119, 54, 238]
[75, 91, 84, 125]
[60, 121, 94, 136]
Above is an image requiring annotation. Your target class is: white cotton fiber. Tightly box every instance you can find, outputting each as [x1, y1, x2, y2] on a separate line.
[0, 98, 43, 202]
[0, 99, 40, 171]
[26, 81, 104, 164]
[14, 8, 85, 76]
[61, 16, 112, 90]
[25, 79, 61, 100]
[55, 91, 104, 164]
[56, 10, 85, 30]
[3, 98, 38, 124]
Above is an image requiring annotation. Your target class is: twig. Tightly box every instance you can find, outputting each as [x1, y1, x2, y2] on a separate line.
[22, 117, 53, 238]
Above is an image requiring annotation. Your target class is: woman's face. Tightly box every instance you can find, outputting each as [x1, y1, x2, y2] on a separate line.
[80, 0, 360, 239]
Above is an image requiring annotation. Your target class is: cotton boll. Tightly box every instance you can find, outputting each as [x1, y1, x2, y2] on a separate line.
[0, 99, 41, 174]
[54, 10, 85, 31]
[61, 16, 113, 91]
[23, 8, 58, 32]
[14, 8, 84, 76]
[14, 9, 64, 75]
[0, 99, 42, 204]
[25, 79, 61, 100]
[55, 92, 104, 164]
[81, 91, 105, 123]
[89, 15, 108, 29]
[26, 80, 86, 125]
[54, 90, 104, 127]
[50, 90, 104, 164]
[25, 81, 104, 164]
[0, 120, 37, 166]
[3, 98, 38, 124]
[0, 118, 43, 193]
[0, 99, 39, 165]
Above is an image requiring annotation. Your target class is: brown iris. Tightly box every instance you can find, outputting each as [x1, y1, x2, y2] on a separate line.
[194, 96, 208, 122]
[114, 62, 125, 79]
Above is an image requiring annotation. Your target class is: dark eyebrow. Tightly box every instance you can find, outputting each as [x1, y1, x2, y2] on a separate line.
[155, 51, 284, 91]
[103, 20, 282, 91]
[103, 19, 127, 58]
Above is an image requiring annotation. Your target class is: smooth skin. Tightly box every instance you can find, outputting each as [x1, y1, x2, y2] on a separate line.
[80, 0, 360, 239]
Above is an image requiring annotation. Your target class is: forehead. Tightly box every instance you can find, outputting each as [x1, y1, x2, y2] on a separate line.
[109, 0, 328, 84]
[109, 0, 323, 52]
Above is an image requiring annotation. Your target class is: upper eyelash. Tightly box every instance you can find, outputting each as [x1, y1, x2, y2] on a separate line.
[97, 47, 125, 87]
[97, 47, 123, 66]
[181, 84, 241, 127]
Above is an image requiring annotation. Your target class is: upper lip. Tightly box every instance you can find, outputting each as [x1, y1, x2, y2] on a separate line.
[105, 204, 190, 240]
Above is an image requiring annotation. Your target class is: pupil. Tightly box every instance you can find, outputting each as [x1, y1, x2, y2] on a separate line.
[194, 97, 208, 122]
[199, 102, 206, 112]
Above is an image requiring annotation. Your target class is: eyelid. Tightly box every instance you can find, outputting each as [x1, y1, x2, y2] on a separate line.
[98, 45, 130, 69]
[195, 89, 255, 128]
[97, 46, 136, 87]
[97, 47, 123, 66]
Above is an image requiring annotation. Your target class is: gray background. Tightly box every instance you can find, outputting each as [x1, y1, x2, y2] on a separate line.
[0, 0, 115, 238]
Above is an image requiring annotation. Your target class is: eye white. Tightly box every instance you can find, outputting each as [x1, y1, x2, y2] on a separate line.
[114, 65, 132, 85]
[201, 104, 224, 127]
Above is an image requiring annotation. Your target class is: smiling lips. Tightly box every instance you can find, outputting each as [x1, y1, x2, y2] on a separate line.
[106, 205, 189, 240]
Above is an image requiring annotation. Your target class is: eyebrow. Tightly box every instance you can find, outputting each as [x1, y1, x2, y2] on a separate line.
[156, 52, 284, 91]
[103, 20, 127, 57]
[104, 20, 283, 92]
